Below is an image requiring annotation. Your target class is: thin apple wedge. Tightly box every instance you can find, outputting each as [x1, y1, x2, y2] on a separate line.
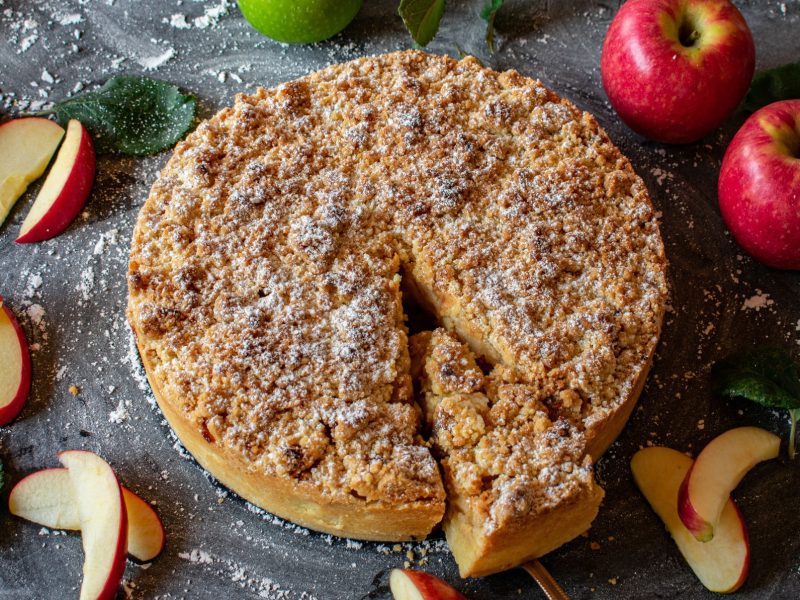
[122, 487, 165, 561]
[678, 427, 779, 542]
[9, 467, 165, 562]
[389, 569, 466, 600]
[0, 117, 64, 226]
[16, 119, 95, 244]
[8, 468, 80, 529]
[0, 296, 31, 426]
[59, 451, 127, 600]
[632, 447, 749, 593]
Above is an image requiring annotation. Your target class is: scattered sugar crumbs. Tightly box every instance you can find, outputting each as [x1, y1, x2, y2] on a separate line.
[741, 290, 775, 312]
[175, 547, 315, 599]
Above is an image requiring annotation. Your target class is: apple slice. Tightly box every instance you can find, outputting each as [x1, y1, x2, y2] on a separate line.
[9, 467, 165, 562]
[632, 447, 749, 593]
[16, 119, 95, 244]
[389, 569, 466, 600]
[122, 487, 165, 561]
[8, 468, 80, 529]
[678, 427, 779, 542]
[0, 117, 64, 226]
[59, 451, 127, 600]
[0, 296, 31, 426]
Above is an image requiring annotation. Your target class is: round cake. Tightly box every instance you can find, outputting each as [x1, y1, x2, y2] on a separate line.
[127, 50, 667, 576]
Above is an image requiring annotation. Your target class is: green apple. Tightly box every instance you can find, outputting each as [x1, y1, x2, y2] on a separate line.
[237, 0, 363, 44]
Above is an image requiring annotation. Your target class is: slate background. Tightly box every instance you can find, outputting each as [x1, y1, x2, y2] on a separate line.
[1, 1, 799, 598]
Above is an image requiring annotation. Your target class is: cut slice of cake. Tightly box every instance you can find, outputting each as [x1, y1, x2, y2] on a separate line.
[410, 329, 604, 577]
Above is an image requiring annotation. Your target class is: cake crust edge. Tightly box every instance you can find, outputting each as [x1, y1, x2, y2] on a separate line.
[132, 331, 446, 542]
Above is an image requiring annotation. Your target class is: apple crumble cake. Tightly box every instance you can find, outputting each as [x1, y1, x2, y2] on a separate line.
[127, 50, 667, 576]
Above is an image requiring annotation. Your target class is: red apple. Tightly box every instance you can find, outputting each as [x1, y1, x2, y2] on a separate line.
[389, 569, 466, 600]
[0, 295, 31, 426]
[16, 119, 95, 244]
[601, 0, 754, 144]
[718, 99, 800, 269]
[9, 467, 165, 562]
[632, 447, 749, 593]
[59, 451, 127, 600]
[678, 427, 779, 542]
[0, 117, 64, 226]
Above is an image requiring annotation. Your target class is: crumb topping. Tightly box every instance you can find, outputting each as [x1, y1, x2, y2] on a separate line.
[412, 329, 596, 533]
[128, 51, 666, 510]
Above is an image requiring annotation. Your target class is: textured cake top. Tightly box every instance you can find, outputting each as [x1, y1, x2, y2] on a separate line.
[128, 50, 666, 509]
[411, 328, 596, 534]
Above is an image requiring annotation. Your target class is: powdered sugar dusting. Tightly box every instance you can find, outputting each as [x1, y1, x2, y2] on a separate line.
[109, 398, 130, 423]
[137, 47, 175, 71]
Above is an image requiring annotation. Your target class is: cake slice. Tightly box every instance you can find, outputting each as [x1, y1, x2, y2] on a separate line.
[410, 329, 603, 577]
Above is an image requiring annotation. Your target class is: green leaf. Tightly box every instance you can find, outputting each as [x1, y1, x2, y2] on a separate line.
[480, 0, 504, 54]
[38, 75, 196, 155]
[743, 61, 800, 114]
[399, 0, 446, 47]
[712, 347, 800, 410]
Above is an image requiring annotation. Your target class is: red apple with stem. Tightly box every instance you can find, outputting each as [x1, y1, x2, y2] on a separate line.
[601, 0, 755, 144]
[718, 99, 800, 269]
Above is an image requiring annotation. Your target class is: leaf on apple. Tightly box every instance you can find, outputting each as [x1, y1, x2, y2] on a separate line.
[36, 76, 196, 156]
[743, 61, 800, 114]
[480, 0, 504, 54]
[398, 0, 446, 47]
[713, 348, 800, 458]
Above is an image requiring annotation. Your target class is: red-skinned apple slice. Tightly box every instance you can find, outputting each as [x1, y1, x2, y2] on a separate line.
[9, 467, 165, 562]
[389, 569, 466, 600]
[632, 447, 749, 593]
[0, 117, 64, 226]
[0, 295, 31, 426]
[59, 451, 127, 600]
[678, 427, 779, 542]
[16, 119, 95, 244]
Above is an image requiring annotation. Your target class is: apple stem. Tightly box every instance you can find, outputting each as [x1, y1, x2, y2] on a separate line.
[789, 408, 798, 460]
[678, 22, 701, 47]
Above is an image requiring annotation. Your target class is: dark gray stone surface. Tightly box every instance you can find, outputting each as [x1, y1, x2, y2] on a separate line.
[1, 1, 799, 598]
